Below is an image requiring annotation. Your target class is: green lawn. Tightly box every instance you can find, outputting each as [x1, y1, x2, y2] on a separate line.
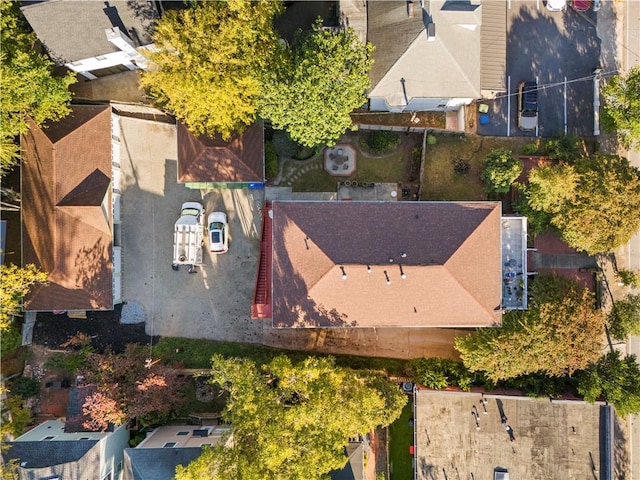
[422, 134, 531, 201]
[289, 139, 412, 192]
[388, 397, 414, 480]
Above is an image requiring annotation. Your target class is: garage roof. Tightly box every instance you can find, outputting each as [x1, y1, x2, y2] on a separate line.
[177, 122, 264, 184]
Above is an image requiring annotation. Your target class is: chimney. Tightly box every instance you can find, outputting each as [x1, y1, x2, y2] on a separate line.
[408, 1, 415, 17]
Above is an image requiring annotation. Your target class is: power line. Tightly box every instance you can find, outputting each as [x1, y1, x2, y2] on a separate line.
[492, 69, 619, 101]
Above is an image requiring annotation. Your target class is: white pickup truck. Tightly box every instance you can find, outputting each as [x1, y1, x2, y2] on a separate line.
[172, 202, 204, 273]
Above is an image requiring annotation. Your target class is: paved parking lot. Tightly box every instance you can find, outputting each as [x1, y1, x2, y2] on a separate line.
[479, 1, 607, 138]
[118, 116, 265, 343]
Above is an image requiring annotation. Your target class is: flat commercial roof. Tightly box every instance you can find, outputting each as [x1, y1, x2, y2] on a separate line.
[414, 390, 609, 480]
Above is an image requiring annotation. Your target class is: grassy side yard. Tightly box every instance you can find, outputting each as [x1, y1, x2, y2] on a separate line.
[153, 337, 410, 374]
[422, 135, 532, 201]
[388, 397, 414, 480]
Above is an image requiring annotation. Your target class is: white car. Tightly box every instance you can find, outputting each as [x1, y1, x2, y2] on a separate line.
[207, 212, 229, 254]
[546, 0, 566, 11]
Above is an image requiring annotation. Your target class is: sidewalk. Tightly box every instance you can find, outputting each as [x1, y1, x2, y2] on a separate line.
[617, 2, 640, 479]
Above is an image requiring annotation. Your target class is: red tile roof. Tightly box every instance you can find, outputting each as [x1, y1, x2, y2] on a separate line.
[21, 105, 113, 311]
[271, 201, 503, 328]
[177, 122, 264, 183]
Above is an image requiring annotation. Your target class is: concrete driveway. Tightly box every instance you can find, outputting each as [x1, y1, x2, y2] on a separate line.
[118, 115, 264, 342]
[479, 1, 604, 138]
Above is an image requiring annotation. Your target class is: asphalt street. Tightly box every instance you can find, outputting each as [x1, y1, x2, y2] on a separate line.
[479, 0, 602, 137]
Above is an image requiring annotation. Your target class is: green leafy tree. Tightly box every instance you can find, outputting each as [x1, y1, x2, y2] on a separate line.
[0, 264, 47, 332]
[0, 0, 76, 176]
[554, 154, 640, 254]
[480, 149, 523, 194]
[608, 294, 640, 340]
[455, 275, 605, 382]
[526, 162, 578, 213]
[140, 0, 283, 140]
[522, 154, 640, 254]
[602, 65, 640, 148]
[576, 351, 640, 417]
[260, 20, 374, 147]
[175, 354, 406, 480]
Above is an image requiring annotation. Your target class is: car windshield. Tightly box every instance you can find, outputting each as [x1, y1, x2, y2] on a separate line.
[522, 83, 537, 111]
[210, 222, 224, 231]
[182, 208, 201, 216]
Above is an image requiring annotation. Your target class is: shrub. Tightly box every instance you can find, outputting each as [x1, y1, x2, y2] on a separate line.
[480, 148, 523, 194]
[45, 351, 89, 375]
[8, 376, 39, 399]
[265, 141, 278, 179]
[294, 145, 316, 160]
[617, 269, 640, 288]
[409, 146, 422, 181]
[453, 157, 470, 176]
[272, 130, 298, 158]
[522, 142, 539, 155]
[410, 357, 476, 391]
[544, 133, 580, 162]
[1, 396, 32, 438]
[1, 324, 22, 359]
[361, 130, 400, 154]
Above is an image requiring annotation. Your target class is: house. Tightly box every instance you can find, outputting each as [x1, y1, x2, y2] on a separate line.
[329, 440, 366, 480]
[366, 0, 506, 113]
[123, 425, 231, 480]
[177, 122, 265, 189]
[263, 201, 526, 328]
[20, 0, 157, 80]
[2, 387, 129, 480]
[413, 389, 612, 479]
[21, 104, 122, 312]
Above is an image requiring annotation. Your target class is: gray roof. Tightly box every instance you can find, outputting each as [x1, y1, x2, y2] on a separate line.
[125, 448, 204, 480]
[367, 1, 425, 88]
[368, 0, 489, 102]
[3, 440, 100, 471]
[21, 0, 157, 64]
[330, 442, 365, 480]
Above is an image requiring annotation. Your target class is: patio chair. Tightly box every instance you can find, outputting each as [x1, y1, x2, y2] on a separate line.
[342, 163, 349, 170]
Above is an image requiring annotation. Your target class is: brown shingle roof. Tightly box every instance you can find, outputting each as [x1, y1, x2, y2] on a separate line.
[272, 201, 502, 328]
[177, 122, 264, 183]
[21, 105, 113, 311]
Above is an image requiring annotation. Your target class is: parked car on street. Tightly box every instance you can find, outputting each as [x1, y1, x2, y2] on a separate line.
[546, 0, 566, 11]
[208, 212, 229, 254]
[518, 81, 539, 132]
[571, 0, 591, 11]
